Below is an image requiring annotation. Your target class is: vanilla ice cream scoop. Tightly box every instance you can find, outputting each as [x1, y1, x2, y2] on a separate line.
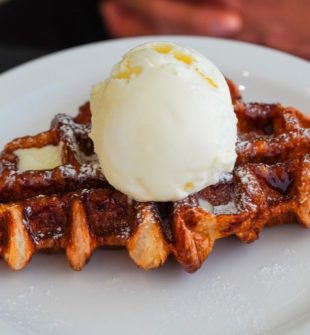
[90, 42, 237, 202]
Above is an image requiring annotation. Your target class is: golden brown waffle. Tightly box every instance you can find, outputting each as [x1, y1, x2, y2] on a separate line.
[0, 103, 106, 203]
[0, 81, 310, 272]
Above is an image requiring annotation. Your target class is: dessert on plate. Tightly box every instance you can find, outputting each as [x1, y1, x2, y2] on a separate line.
[0, 42, 309, 273]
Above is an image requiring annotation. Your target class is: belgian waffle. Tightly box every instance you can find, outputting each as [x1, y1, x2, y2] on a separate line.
[0, 80, 309, 273]
[0, 103, 106, 203]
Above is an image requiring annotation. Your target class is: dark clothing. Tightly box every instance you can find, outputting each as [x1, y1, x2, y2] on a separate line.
[0, 0, 108, 51]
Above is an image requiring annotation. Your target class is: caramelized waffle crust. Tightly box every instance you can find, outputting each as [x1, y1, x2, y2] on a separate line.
[1, 80, 310, 272]
[0, 103, 106, 203]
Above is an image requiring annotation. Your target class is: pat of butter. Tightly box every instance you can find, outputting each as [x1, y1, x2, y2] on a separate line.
[15, 145, 62, 172]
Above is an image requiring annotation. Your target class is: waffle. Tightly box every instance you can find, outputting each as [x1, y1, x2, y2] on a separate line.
[0, 103, 106, 203]
[0, 80, 309, 272]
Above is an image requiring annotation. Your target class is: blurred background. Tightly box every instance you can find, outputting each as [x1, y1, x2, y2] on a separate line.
[0, 0, 309, 73]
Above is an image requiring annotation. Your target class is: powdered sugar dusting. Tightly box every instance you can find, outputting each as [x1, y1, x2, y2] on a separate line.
[219, 171, 233, 183]
[214, 200, 238, 215]
[236, 140, 252, 153]
[234, 167, 262, 211]
[237, 167, 260, 196]
[55, 114, 90, 138]
[160, 275, 264, 335]
[79, 163, 102, 179]
[0, 284, 67, 334]
[58, 165, 77, 178]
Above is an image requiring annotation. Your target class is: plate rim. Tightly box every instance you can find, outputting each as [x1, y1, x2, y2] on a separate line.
[0, 35, 309, 335]
[0, 35, 309, 79]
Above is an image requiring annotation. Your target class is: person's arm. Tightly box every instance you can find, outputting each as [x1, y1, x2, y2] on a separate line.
[99, 0, 243, 37]
[99, 0, 310, 60]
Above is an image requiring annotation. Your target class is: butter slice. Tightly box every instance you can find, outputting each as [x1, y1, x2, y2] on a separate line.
[15, 145, 62, 172]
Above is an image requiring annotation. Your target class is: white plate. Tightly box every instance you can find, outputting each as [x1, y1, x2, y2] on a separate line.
[0, 36, 310, 335]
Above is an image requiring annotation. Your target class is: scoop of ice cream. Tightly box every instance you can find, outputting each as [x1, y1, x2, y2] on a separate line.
[90, 42, 237, 202]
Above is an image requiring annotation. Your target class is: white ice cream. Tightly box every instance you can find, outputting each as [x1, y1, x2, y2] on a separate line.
[90, 42, 237, 202]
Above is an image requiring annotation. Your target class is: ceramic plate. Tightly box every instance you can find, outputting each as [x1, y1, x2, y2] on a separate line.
[0, 36, 309, 335]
